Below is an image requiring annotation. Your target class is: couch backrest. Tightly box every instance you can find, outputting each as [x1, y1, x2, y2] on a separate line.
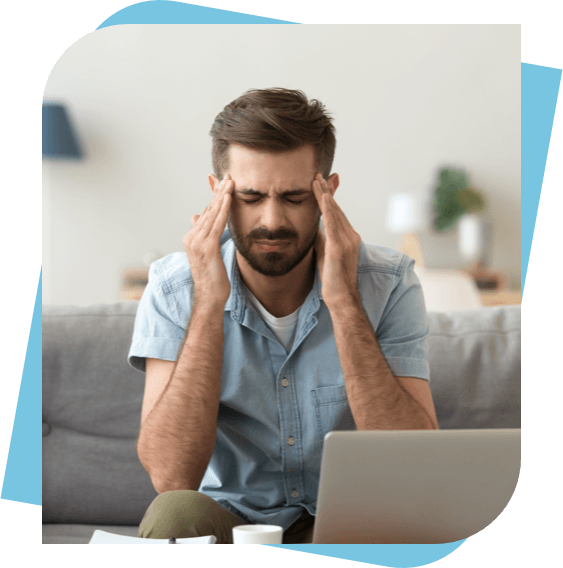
[426, 306, 520, 429]
[42, 302, 520, 524]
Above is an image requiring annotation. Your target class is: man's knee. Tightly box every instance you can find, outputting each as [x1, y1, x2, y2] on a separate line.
[151, 489, 213, 515]
[138, 490, 204, 538]
[138, 490, 242, 542]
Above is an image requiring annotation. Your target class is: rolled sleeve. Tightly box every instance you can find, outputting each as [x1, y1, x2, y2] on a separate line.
[376, 257, 430, 380]
[127, 262, 186, 373]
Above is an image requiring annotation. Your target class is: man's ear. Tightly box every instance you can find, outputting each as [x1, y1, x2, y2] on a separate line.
[327, 173, 340, 196]
[208, 174, 220, 194]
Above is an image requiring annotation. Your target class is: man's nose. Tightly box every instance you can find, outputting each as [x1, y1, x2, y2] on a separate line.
[260, 199, 286, 231]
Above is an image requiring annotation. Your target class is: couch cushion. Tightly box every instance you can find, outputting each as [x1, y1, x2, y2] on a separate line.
[427, 305, 520, 429]
[43, 302, 157, 524]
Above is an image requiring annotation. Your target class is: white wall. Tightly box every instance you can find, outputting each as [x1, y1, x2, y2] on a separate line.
[43, 25, 520, 305]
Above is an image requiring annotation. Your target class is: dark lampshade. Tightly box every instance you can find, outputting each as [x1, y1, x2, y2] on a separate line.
[42, 103, 83, 158]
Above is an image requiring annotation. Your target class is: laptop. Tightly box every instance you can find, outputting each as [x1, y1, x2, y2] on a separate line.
[312, 429, 521, 544]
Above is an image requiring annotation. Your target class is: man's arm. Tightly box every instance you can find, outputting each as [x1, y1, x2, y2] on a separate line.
[312, 173, 438, 430]
[137, 302, 225, 494]
[328, 296, 438, 430]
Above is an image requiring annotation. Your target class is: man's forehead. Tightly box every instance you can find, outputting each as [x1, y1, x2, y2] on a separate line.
[227, 147, 317, 192]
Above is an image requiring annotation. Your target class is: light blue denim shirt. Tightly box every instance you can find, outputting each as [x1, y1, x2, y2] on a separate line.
[128, 230, 429, 530]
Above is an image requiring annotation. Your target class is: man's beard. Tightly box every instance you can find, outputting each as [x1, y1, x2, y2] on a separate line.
[228, 212, 320, 278]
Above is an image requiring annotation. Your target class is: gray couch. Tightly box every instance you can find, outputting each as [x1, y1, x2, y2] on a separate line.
[42, 302, 521, 544]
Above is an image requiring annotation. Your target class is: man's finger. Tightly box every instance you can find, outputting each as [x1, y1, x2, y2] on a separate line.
[210, 193, 232, 238]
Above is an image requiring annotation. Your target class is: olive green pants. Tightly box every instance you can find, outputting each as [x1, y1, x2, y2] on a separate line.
[138, 490, 315, 544]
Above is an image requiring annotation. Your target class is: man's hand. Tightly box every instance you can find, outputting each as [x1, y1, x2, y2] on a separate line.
[312, 173, 361, 307]
[183, 174, 233, 308]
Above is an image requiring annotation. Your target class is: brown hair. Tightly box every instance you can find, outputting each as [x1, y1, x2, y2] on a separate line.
[209, 88, 336, 179]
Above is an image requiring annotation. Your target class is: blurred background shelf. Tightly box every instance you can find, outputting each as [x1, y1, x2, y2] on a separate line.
[118, 263, 521, 310]
[119, 267, 149, 301]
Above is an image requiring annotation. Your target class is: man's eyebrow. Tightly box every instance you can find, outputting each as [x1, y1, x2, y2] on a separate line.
[237, 188, 311, 197]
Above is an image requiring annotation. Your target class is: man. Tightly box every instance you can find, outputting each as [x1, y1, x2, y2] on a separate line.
[128, 88, 438, 544]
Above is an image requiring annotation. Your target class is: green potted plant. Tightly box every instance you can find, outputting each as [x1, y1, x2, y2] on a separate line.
[432, 167, 485, 231]
[432, 167, 502, 289]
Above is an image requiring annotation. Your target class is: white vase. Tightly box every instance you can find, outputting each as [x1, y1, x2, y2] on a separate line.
[458, 213, 485, 265]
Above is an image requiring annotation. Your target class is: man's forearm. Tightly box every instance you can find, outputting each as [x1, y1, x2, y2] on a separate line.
[327, 294, 435, 430]
[137, 302, 224, 493]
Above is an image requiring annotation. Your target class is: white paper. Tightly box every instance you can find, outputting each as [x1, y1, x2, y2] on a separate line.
[89, 530, 217, 544]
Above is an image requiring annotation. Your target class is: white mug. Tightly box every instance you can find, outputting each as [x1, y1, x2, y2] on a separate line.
[232, 524, 283, 544]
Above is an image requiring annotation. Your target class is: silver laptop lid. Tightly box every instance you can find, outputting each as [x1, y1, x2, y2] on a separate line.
[313, 429, 520, 544]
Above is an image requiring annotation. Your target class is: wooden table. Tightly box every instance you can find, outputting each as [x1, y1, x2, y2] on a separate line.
[479, 289, 521, 307]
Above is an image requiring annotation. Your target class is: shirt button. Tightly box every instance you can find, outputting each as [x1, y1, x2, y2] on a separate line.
[291, 490, 299, 499]
[287, 436, 295, 446]
[281, 378, 289, 387]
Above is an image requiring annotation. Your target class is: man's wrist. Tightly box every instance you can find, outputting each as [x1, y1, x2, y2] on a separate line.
[323, 291, 362, 312]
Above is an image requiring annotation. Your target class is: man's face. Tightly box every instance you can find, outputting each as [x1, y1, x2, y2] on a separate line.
[224, 144, 322, 278]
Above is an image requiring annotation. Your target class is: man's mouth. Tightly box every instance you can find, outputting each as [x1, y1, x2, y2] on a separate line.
[255, 240, 287, 252]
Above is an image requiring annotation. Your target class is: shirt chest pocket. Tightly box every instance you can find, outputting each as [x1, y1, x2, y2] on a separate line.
[311, 384, 356, 447]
